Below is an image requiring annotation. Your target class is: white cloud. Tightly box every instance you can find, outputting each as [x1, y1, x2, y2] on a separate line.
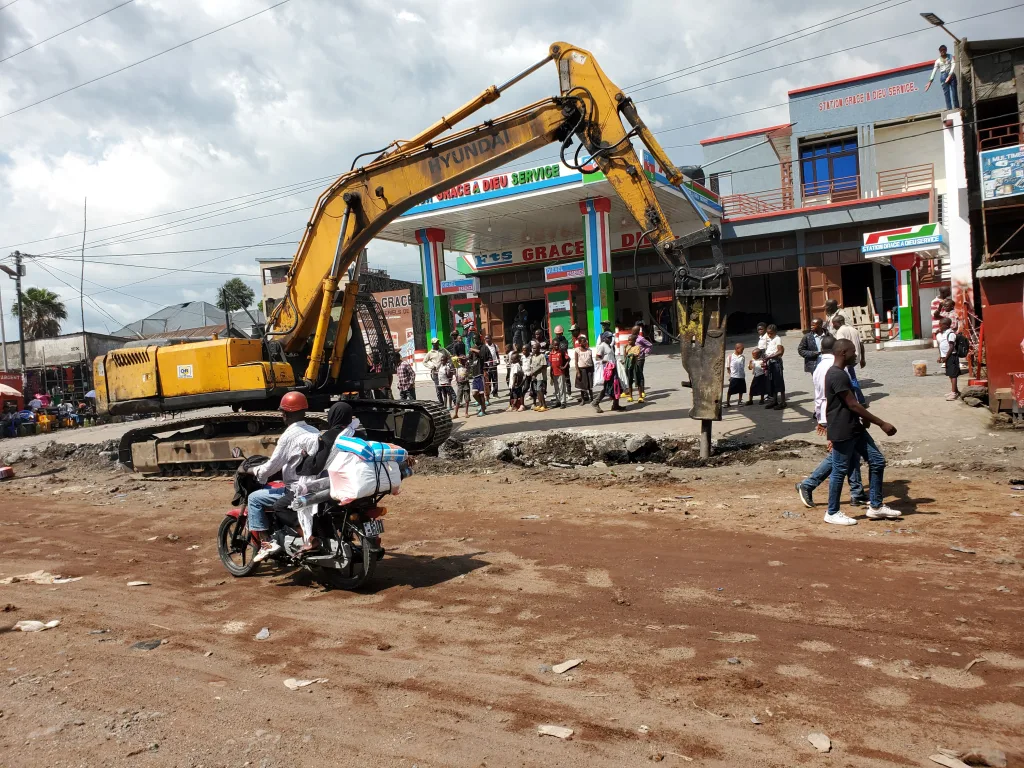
[395, 9, 425, 23]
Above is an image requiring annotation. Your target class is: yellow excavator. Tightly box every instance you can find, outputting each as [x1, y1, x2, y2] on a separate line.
[94, 42, 730, 474]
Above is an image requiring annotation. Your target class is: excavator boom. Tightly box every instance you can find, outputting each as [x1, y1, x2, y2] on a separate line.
[96, 42, 730, 473]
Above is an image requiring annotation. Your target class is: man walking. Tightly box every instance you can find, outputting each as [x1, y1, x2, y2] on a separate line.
[823, 339, 900, 526]
[424, 338, 445, 405]
[824, 299, 846, 336]
[924, 44, 959, 110]
[796, 334, 867, 508]
[831, 315, 866, 405]
[797, 318, 825, 377]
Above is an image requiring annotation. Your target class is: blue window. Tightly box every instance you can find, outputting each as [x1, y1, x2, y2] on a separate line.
[800, 136, 859, 198]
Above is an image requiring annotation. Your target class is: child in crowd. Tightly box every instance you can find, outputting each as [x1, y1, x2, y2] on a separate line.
[937, 316, 961, 401]
[527, 341, 549, 412]
[452, 356, 471, 419]
[756, 321, 768, 352]
[725, 342, 746, 407]
[574, 334, 594, 403]
[436, 351, 455, 409]
[748, 347, 767, 404]
[507, 351, 526, 412]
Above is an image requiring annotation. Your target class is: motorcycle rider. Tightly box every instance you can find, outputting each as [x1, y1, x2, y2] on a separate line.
[247, 391, 320, 562]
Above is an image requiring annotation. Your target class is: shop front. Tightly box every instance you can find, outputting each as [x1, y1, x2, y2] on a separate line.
[379, 154, 722, 347]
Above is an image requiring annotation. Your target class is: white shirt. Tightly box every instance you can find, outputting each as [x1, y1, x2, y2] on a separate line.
[757, 333, 767, 351]
[254, 421, 321, 485]
[751, 357, 766, 377]
[764, 336, 782, 358]
[594, 341, 616, 369]
[938, 328, 957, 358]
[930, 55, 954, 82]
[485, 343, 499, 366]
[835, 324, 863, 359]
[813, 354, 835, 426]
[728, 353, 745, 379]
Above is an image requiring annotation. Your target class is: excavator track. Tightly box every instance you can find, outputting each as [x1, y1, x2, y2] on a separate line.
[117, 398, 452, 475]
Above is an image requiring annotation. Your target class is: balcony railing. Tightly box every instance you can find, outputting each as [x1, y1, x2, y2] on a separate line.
[720, 164, 934, 220]
[978, 122, 1022, 151]
[877, 163, 935, 195]
[263, 275, 288, 285]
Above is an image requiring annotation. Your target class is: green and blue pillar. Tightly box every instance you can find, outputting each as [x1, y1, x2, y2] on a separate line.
[416, 227, 451, 344]
[580, 197, 614, 342]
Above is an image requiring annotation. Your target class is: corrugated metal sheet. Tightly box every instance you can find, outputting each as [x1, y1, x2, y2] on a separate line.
[977, 258, 1024, 278]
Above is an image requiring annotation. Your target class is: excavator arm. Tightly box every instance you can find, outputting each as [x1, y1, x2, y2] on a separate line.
[268, 43, 729, 432]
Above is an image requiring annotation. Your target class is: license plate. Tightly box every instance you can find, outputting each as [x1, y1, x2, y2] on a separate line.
[362, 519, 384, 537]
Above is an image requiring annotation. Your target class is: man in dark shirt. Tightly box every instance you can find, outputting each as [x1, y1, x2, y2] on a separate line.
[824, 339, 899, 526]
[450, 330, 466, 359]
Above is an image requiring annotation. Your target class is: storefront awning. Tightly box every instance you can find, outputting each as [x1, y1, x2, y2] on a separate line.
[861, 222, 949, 265]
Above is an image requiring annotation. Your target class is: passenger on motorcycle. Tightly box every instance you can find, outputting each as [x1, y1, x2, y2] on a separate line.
[293, 400, 359, 556]
[247, 391, 320, 562]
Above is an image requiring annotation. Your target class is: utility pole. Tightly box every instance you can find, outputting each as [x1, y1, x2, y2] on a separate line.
[0, 278, 8, 371]
[13, 251, 26, 392]
[80, 198, 88, 374]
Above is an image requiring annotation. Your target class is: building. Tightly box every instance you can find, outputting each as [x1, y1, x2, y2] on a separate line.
[960, 37, 1024, 411]
[114, 302, 265, 339]
[370, 59, 958, 347]
[703, 60, 959, 335]
[1, 332, 128, 402]
[256, 256, 292, 316]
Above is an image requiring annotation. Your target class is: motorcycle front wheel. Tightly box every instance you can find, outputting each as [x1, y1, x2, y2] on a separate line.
[217, 515, 258, 576]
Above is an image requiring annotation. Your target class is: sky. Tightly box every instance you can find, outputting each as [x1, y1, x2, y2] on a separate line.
[0, 0, 1019, 338]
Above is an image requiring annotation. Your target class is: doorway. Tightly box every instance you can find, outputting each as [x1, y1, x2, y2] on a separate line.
[501, 299, 546, 347]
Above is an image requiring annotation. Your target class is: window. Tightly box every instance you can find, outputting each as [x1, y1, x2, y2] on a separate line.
[262, 266, 288, 285]
[800, 136, 859, 199]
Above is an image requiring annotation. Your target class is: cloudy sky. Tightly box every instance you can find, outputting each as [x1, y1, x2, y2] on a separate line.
[0, 0, 1016, 337]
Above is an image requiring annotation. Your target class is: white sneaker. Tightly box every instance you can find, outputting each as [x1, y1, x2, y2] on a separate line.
[823, 511, 858, 526]
[252, 540, 281, 563]
[866, 505, 902, 519]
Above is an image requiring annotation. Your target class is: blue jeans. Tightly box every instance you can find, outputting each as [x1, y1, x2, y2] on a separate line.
[828, 432, 886, 514]
[801, 452, 865, 500]
[847, 365, 866, 405]
[247, 486, 286, 532]
[941, 74, 959, 109]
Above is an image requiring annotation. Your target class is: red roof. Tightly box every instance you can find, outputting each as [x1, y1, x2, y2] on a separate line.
[788, 60, 933, 96]
[700, 123, 791, 147]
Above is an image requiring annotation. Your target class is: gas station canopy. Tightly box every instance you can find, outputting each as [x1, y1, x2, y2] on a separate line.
[379, 151, 722, 275]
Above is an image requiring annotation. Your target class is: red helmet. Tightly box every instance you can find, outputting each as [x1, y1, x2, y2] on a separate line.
[278, 391, 309, 413]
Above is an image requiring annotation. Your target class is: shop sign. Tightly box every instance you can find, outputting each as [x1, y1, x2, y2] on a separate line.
[980, 144, 1024, 201]
[651, 289, 675, 304]
[544, 260, 585, 282]
[374, 289, 416, 349]
[439, 277, 480, 295]
[861, 223, 948, 261]
[817, 81, 919, 112]
[548, 299, 571, 313]
[465, 238, 585, 271]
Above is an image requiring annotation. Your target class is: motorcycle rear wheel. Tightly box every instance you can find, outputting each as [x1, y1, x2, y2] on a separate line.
[217, 515, 258, 576]
[316, 536, 376, 590]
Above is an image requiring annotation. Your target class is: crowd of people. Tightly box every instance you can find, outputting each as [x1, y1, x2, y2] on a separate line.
[417, 308, 654, 419]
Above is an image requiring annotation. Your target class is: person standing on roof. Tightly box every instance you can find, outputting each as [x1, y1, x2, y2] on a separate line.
[924, 44, 959, 110]
[246, 392, 320, 562]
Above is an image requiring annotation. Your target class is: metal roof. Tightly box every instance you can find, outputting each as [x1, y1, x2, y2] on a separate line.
[976, 257, 1024, 278]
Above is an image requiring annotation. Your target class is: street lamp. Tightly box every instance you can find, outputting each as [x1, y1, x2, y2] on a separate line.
[920, 12, 961, 42]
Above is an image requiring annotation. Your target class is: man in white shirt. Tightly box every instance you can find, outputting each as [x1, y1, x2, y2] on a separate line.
[832, 315, 866, 404]
[823, 300, 847, 337]
[795, 335, 866, 508]
[424, 338, 445, 405]
[247, 392, 321, 562]
[924, 44, 959, 110]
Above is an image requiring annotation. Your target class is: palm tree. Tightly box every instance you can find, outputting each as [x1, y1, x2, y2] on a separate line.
[11, 287, 68, 339]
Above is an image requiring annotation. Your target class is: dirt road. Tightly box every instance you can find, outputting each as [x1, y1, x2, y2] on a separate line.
[1, 453, 1022, 767]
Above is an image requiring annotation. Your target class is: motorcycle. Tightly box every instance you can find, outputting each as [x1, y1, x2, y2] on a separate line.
[217, 481, 386, 590]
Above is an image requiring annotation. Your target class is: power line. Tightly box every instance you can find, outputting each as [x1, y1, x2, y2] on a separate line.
[34, 260, 139, 334]
[37, 243, 297, 260]
[38, 254, 261, 277]
[0, 172, 337, 251]
[0, 0, 295, 120]
[0, 0, 136, 65]
[0, 0, 22, 11]
[628, 0, 910, 93]
[637, 4, 1024, 103]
